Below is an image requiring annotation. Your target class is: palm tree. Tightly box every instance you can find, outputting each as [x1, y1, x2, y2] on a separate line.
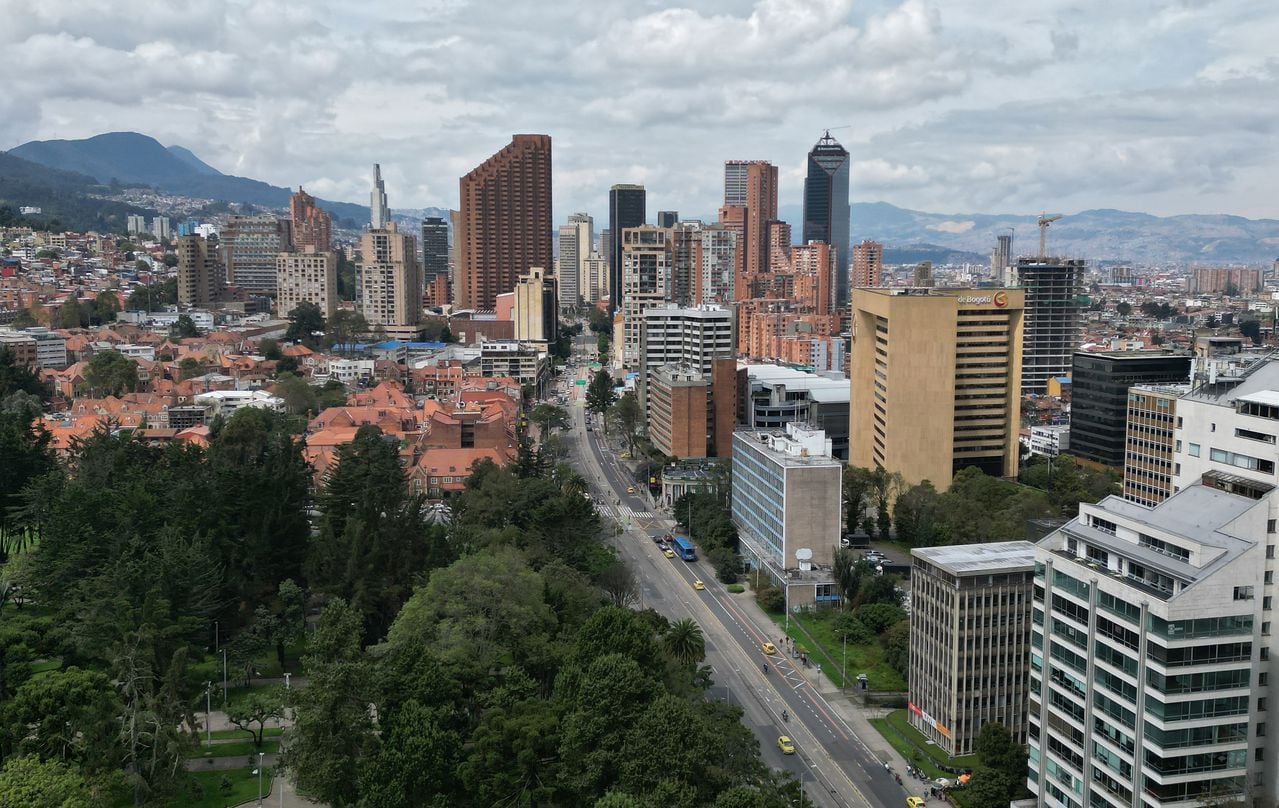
[664, 618, 706, 669]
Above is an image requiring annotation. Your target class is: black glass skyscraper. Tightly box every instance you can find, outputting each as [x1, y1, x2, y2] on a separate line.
[802, 132, 851, 307]
[421, 216, 449, 280]
[608, 184, 646, 314]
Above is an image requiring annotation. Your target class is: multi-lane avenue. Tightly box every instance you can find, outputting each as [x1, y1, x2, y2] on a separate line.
[555, 340, 907, 808]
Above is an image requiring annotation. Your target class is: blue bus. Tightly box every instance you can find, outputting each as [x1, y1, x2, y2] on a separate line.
[672, 536, 697, 561]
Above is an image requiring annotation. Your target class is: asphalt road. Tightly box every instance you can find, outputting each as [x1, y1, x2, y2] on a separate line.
[554, 346, 905, 808]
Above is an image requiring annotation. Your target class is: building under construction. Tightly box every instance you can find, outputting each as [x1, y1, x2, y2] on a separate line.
[1015, 257, 1085, 394]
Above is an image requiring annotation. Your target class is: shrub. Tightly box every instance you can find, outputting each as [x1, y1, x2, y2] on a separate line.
[756, 586, 784, 614]
[726, 584, 745, 594]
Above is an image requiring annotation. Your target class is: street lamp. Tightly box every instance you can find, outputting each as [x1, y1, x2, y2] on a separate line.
[283, 672, 291, 691]
[257, 751, 265, 806]
[205, 682, 212, 747]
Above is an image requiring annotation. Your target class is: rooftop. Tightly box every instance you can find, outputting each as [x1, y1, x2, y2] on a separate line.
[1184, 356, 1279, 404]
[912, 541, 1037, 576]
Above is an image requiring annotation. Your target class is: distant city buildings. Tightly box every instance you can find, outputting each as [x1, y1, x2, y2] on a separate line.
[802, 132, 851, 306]
[221, 214, 291, 295]
[175, 234, 222, 308]
[608, 184, 646, 315]
[369, 164, 389, 230]
[556, 213, 592, 310]
[456, 135, 553, 311]
[851, 240, 883, 289]
[276, 247, 338, 319]
[1188, 266, 1262, 295]
[150, 216, 171, 240]
[291, 188, 332, 252]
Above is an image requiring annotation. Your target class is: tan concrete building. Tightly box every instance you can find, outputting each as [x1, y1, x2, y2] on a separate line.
[620, 226, 673, 367]
[850, 287, 1024, 489]
[513, 266, 557, 347]
[359, 224, 421, 340]
[909, 542, 1036, 757]
[1122, 383, 1190, 507]
[851, 239, 883, 289]
[176, 234, 221, 308]
[647, 364, 710, 459]
[276, 247, 338, 319]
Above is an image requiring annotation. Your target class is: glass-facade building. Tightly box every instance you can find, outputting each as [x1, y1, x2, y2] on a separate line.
[802, 132, 850, 307]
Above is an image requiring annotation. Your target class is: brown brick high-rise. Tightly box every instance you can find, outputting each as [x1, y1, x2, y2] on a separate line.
[290, 188, 332, 251]
[456, 134, 552, 310]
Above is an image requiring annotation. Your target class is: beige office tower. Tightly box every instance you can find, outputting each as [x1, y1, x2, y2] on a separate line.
[514, 266, 557, 346]
[580, 252, 609, 306]
[849, 288, 1024, 489]
[176, 234, 221, 307]
[359, 223, 421, 339]
[556, 213, 592, 310]
[620, 225, 673, 368]
[851, 239, 883, 289]
[276, 247, 338, 319]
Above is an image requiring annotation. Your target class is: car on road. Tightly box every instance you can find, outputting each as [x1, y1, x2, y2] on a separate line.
[906, 798, 925, 808]
[651, 533, 665, 544]
[761, 642, 778, 655]
[777, 736, 794, 755]
[626, 485, 635, 494]
[692, 580, 704, 590]
[663, 548, 676, 559]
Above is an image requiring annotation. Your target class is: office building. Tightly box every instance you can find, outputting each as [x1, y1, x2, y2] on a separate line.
[802, 131, 851, 306]
[556, 213, 592, 310]
[909, 542, 1035, 757]
[276, 247, 338, 319]
[222, 215, 291, 295]
[420, 217, 449, 283]
[1122, 384, 1189, 507]
[1027, 424, 1070, 458]
[641, 303, 734, 373]
[739, 364, 850, 461]
[0, 331, 37, 369]
[608, 184, 646, 315]
[151, 216, 171, 240]
[640, 304, 735, 456]
[850, 288, 1024, 489]
[1070, 351, 1191, 468]
[619, 226, 672, 367]
[1187, 267, 1262, 296]
[369, 164, 389, 230]
[1014, 258, 1086, 395]
[851, 240, 883, 290]
[992, 233, 1013, 282]
[731, 424, 842, 609]
[657, 211, 679, 228]
[669, 221, 704, 307]
[913, 260, 934, 288]
[580, 252, 609, 306]
[290, 188, 332, 251]
[513, 266, 557, 346]
[456, 135, 553, 310]
[359, 223, 421, 339]
[176, 234, 222, 308]
[1030, 485, 1268, 806]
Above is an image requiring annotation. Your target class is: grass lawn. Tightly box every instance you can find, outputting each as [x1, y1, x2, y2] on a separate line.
[769, 608, 907, 692]
[208, 727, 283, 742]
[870, 708, 980, 780]
[176, 768, 274, 808]
[29, 657, 63, 676]
[187, 739, 281, 759]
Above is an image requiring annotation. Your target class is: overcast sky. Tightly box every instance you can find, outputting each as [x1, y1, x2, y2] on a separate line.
[4, 0, 1277, 221]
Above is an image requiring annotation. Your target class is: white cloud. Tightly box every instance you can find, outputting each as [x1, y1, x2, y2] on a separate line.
[0, 0, 1275, 220]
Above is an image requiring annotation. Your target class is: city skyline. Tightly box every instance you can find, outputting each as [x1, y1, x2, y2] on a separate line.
[4, 1, 1276, 220]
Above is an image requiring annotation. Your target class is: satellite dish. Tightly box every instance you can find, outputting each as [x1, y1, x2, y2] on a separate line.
[795, 548, 813, 560]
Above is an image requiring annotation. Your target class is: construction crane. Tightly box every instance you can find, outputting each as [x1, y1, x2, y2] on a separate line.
[1037, 213, 1063, 259]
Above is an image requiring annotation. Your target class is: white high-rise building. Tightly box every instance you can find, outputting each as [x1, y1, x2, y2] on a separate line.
[369, 164, 389, 230]
[556, 213, 592, 310]
[580, 252, 609, 306]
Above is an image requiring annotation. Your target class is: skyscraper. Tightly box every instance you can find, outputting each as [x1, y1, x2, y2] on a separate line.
[359, 223, 421, 339]
[790, 241, 834, 315]
[456, 135, 553, 311]
[1014, 257, 1085, 394]
[608, 184, 646, 314]
[657, 211, 679, 228]
[1069, 351, 1191, 468]
[620, 225, 672, 366]
[991, 232, 1013, 282]
[221, 215, 291, 295]
[913, 261, 934, 288]
[176, 234, 221, 307]
[291, 188, 332, 251]
[557, 213, 593, 310]
[276, 248, 338, 319]
[743, 161, 778, 282]
[420, 217, 449, 282]
[802, 132, 851, 306]
[370, 165, 389, 230]
[696, 224, 738, 305]
[851, 240, 883, 289]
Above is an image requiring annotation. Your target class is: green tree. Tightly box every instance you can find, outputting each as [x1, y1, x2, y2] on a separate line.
[1, 666, 122, 773]
[169, 314, 200, 339]
[177, 357, 202, 380]
[258, 338, 282, 360]
[58, 297, 86, 329]
[285, 302, 326, 345]
[9, 308, 37, 328]
[1240, 318, 1262, 342]
[854, 602, 905, 635]
[843, 466, 875, 535]
[0, 755, 93, 808]
[585, 370, 616, 419]
[325, 309, 369, 353]
[91, 292, 120, 325]
[963, 767, 1012, 807]
[0, 347, 47, 400]
[273, 373, 318, 416]
[586, 307, 611, 333]
[663, 618, 706, 669]
[125, 278, 177, 312]
[529, 403, 570, 432]
[892, 480, 947, 546]
[83, 350, 138, 397]
[1115, 301, 1132, 317]
[439, 324, 455, 344]
[0, 407, 55, 564]
[974, 720, 1029, 800]
[161, 252, 178, 268]
[606, 392, 642, 457]
[225, 687, 285, 748]
[882, 619, 910, 679]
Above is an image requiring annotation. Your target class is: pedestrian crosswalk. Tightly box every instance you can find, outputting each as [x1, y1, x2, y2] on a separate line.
[620, 505, 652, 519]
[596, 503, 654, 522]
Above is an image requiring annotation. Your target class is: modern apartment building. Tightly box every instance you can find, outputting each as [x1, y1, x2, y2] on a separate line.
[647, 364, 715, 459]
[850, 287, 1024, 489]
[607, 184, 646, 314]
[696, 224, 739, 304]
[913, 261, 934, 288]
[359, 224, 421, 339]
[1071, 351, 1191, 469]
[790, 241, 834, 315]
[580, 252, 609, 306]
[640, 304, 734, 375]
[556, 213, 592, 310]
[640, 304, 736, 457]
[1014, 257, 1086, 395]
[222, 215, 291, 295]
[1122, 384, 1190, 507]
[619, 225, 672, 368]
[851, 239, 884, 289]
[802, 131, 851, 306]
[276, 247, 338, 319]
[290, 187, 332, 251]
[456, 135, 553, 310]
[731, 424, 842, 609]
[1187, 267, 1262, 296]
[176, 234, 222, 308]
[1030, 485, 1269, 807]
[909, 542, 1036, 757]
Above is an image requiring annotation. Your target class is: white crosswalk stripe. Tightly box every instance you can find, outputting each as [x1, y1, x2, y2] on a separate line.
[620, 506, 653, 519]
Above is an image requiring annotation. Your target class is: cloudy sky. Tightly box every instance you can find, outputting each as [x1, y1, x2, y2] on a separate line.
[4, 0, 1277, 221]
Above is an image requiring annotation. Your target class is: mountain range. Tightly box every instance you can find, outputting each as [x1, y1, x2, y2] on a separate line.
[4, 131, 1279, 264]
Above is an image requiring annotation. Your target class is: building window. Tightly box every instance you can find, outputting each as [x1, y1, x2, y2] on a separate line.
[1270, 520, 1277, 534]
[1188, 443, 1200, 457]
[1235, 586, 1255, 601]
[1259, 722, 1267, 736]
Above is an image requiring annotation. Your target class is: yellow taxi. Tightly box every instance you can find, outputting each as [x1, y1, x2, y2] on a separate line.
[761, 642, 778, 655]
[777, 736, 795, 755]
[626, 485, 636, 494]
[692, 580, 705, 591]
[663, 548, 676, 559]
[906, 798, 926, 808]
